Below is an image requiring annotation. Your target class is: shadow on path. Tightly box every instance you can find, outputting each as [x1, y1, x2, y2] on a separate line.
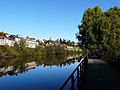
[83, 59, 120, 90]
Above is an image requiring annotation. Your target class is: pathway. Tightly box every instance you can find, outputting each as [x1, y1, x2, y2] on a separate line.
[83, 59, 120, 90]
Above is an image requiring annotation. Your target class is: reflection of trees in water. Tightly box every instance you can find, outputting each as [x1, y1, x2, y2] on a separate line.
[0, 55, 81, 77]
[41, 55, 66, 66]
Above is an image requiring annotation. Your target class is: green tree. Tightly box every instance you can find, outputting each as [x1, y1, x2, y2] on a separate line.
[105, 7, 120, 58]
[0, 32, 6, 37]
[78, 6, 104, 52]
[14, 39, 28, 57]
[77, 6, 120, 64]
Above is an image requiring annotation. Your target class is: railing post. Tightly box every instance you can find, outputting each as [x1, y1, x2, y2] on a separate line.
[80, 63, 82, 76]
[77, 67, 80, 89]
[59, 57, 87, 90]
[82, 60, 85, 73]
[80, 61, 84, 80]
[77, 67, 80, 81]
[71, 75, 74, 90]
[84, 56, 88, 72]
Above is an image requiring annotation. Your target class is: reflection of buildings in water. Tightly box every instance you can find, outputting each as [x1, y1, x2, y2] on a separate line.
[0, 66, 13, 74]
[38, 55, 82, 67]
[25, 62, 36, 70]
[0, 55, 82, 77]
[41, 64, 45, 67]
[0, 66, 14, 77]
[67, 56, 74, 60]
[4, 66, 13, 73]
[0, 61, 37, 78]
[66, 54, 82, 61]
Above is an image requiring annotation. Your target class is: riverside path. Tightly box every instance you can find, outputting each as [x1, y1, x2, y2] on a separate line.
[82, 59, 120, 90]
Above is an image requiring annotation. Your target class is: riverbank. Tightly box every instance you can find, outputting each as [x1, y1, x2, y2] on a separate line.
[0, 45, 81, 59]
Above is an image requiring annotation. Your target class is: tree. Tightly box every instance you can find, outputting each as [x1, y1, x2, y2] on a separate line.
[0, 32, 6, 37]
[105, 7, 120, 58]
[14, 39, 27, 57]
[77, 6, 120, 65]
[77, 6, 104, 53]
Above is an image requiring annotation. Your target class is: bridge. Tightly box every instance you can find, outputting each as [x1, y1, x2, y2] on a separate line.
[59, 56, 120, 90]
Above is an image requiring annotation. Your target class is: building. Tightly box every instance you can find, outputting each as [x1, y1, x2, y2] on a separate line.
[0, 33, 38, 48]
[24, 37, 38, 48]
[9, 34, 21, 43]
[0, 36, 15, 46]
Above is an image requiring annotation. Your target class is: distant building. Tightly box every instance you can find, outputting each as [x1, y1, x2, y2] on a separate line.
[9, 34, 21, 43]
[24, 37, 38, 48]
[0, 36, 15, 46]
[67, 46, 74, 51]
[0, 33, 38, 48]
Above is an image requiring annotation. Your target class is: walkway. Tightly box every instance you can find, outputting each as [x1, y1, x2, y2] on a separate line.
[83, 59, 120, 90]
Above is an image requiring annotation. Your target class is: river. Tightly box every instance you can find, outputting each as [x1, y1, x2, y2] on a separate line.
[0, 55, 82, 90]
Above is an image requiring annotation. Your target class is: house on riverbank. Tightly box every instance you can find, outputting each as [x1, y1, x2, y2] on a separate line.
[24, 37, 38, 48]
[0, 36, 15, 46]
[0, 32, 81, 50]
[0, 32, 38, 48]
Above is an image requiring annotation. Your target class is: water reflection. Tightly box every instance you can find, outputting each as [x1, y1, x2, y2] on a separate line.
[0, 55, 82, 78]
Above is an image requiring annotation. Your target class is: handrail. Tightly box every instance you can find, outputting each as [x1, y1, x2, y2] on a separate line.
[59, 56, 88, 90]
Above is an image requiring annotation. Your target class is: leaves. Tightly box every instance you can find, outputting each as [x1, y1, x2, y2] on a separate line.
[77, 6, 120, 59]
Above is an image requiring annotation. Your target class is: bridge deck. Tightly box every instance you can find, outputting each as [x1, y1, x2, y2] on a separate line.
[83, 59, 120, 90]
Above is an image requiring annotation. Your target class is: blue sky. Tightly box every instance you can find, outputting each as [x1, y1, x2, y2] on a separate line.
[0, 0, 120, 41]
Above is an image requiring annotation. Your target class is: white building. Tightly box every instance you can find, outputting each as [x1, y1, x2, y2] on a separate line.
[67, 46, 74, 51]
[0, 36, 15, 46]
[24, 37, 38, 48]
[9, 35, 21, 43]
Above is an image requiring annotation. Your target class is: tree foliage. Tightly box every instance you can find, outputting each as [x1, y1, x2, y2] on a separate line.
[0, 32, 6, 37]
[77, 6, 120, 60]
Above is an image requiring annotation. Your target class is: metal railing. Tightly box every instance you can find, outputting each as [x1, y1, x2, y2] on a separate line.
[59, 56, 88, 90]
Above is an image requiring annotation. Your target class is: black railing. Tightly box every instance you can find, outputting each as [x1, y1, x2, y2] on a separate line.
[59, 56, 88, 90]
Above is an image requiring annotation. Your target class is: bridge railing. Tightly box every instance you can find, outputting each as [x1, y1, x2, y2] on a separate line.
[59, 56, 88, 90]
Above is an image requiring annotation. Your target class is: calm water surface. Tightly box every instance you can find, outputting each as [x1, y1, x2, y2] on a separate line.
[0, 55, 81, 90]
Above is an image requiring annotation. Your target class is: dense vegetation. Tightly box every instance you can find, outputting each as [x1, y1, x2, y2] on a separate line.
[0, 39, 82, 68]
[0, 39, 81, 59]
[76, 6, 120, 68]
[59, 38, 75, 46]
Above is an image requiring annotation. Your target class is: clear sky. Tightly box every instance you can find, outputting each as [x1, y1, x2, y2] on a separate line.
[0, 0, 120, 41]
